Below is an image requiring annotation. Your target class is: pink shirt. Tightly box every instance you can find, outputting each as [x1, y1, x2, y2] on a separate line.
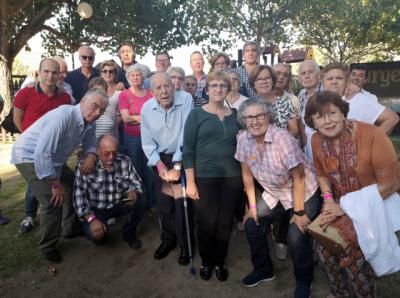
[235, 125, 318, 210]
[118, 89, 153, 136]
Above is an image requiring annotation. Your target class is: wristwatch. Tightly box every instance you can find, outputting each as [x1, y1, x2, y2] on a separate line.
[173, 163, 182, 171]
[293, 210, 306, 216]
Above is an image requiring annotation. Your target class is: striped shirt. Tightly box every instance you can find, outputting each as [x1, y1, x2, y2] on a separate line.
[95, 91, 120, 140]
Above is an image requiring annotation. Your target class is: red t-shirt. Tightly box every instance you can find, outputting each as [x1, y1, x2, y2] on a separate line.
[14, 85, 72, 131]
[118, 88, 153, 136]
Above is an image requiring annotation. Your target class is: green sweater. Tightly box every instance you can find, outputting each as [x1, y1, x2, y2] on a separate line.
[183, 107, 241, 178]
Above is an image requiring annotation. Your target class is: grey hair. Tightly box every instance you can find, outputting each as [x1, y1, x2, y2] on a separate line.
[243, 41, 258, 53]
[237, 96, 275, 127]
[82, 88, 109, 105]
[166, 66, 185, 78]
[125, 64, 146, 81]
[226, 69, 240, 79]
[150, 72, 173, 90]
[299, 59, 320, 74]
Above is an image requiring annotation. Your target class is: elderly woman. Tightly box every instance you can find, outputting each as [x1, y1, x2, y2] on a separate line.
[183, 71, 242, 282]
[183, 75, 207, 107]
[224, 70, 248, 110]
[304, 90, 400, 297]
[249, 65, 299, 138]
[119, 64, 154, 208]
[321, 62, 398, 135]
[209, 52, 230, 73]
[166, 66, 185, 91]
[94, 60, 121, 139]
[235, 98, 320, 297]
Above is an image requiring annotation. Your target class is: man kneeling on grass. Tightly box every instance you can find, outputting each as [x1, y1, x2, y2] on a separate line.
[73, 134, 145, 249]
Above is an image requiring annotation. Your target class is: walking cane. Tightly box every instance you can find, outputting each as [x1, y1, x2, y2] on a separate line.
[180, 170, 196, 275]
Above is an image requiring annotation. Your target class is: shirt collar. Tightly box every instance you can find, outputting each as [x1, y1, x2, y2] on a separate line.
[74, 104, 86, 128]
[35, 82, 60, 95]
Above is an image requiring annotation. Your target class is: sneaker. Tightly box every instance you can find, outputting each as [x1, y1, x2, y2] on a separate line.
[19, 216, 35, 234]
[275, 243, 288, 261]
[242, 271, 276, 287]
[0, 213, 9, 225]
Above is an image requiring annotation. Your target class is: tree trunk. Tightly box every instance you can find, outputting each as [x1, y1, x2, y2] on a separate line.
[0, 56, 12, 112]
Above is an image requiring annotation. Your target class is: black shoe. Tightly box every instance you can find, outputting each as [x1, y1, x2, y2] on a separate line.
[128, 237, 142, 250]
[154, 243, 176, 260]
[42, 249, 62, 263]
[178, 249, 190, 265]
[199, 265, 213, 280]
[215, 265, 229, 281]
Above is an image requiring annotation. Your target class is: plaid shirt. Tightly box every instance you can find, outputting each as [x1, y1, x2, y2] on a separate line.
[236, 65, 257, 98]
[73, 154, 142, 218]
[235, 125, 318, 210]
[194, 73, 207, 98]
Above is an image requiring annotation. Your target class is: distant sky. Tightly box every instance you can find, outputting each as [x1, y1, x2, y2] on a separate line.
[16, 33, 244, 75]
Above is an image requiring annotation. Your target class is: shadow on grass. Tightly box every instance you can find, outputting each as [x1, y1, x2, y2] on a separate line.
[0, 175, 41, 278]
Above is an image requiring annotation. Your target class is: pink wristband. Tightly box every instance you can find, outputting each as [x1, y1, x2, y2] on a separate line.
[322, 193, 333, 200]
[249, 204, 256, 209]
[156, 162, 166, 173]
[87, 215, 97, 224]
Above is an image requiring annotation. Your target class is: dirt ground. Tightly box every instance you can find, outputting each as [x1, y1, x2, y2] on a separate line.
[0, 209, 333, 298]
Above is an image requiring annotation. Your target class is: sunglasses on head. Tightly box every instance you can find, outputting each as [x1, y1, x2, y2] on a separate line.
[81, 55, 94, 61]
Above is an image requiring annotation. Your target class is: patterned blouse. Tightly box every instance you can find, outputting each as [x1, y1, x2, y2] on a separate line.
[270, 95, 296, 129]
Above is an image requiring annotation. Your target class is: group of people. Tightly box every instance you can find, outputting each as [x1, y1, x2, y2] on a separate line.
[3, 40, 400, 298]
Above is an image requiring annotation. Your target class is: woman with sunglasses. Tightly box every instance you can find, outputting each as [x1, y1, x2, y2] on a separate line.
[94, 60, 120, 139]
[183, 71, 242, 282]
[235, 98, 321, 297]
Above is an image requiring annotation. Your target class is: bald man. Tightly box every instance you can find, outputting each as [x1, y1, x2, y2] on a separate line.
[73, 134, 145, 249]
[66, 45, 100, 103]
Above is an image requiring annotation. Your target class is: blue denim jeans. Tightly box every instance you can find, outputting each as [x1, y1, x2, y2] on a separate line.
[245, 189, 321, 290]
[24, 185, 38, 218]
[82, 196, 146, 242]
[124, 134, 155, 208]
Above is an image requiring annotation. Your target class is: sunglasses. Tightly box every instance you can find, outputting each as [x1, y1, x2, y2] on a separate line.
[102, 69, 115, 74]
[81, 55, 94, 61]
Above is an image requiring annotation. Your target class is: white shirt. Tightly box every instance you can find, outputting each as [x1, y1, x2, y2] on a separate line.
[345, 92, 385, 124]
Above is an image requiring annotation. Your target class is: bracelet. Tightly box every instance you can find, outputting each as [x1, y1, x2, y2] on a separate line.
[249, 204, 256, 209]
[156, 162, 167, 173]
[51, 182, 61, 189]
[87, 215, 97, 224]
[322, 193, 333, 200]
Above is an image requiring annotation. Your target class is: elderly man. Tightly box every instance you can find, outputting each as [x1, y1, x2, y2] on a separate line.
[14, 58, 73, 235]
[117, 42, 151, 89]
[73, 134, 145, 249]
[350, 63, 378, 102]
[11, 89, 108, 262]
[236, 41, 258, 97]
[65, 46, 100, 103]
[190, 51, 207, 97]
[141, 72, 193, 265]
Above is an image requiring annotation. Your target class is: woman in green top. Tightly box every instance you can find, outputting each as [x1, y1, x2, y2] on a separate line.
[183, 71, 243, 282]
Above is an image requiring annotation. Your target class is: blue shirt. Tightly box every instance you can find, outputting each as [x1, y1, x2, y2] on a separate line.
[141, 90, 193, 166]
[65, 67, 100, 103]
[11, 104, 97, 179]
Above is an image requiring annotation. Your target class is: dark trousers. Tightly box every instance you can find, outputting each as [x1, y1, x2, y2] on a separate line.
[195, 176, 243, 267]
[24, 185, 38, 218]
[153, 155, 193, 250]
[16, 163, 81, 253]
[82, 197, 145, 243]
[245, 189, 321, 287]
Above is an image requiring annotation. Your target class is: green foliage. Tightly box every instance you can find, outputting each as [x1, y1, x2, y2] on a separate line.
[41, 0, 191, 56]
[12, 58, 29, 76]
[293, 0, 400, 63]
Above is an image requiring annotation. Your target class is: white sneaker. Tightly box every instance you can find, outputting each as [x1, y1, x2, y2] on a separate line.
[19, 216, 35, 234]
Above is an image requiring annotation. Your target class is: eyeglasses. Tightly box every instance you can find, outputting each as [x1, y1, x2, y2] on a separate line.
[255, 76, 272, 83]
[214, 62, 227, 67]
[81, 55, 94, 61]
[102, 69, 115, 74]
[275, 71, 290, 78]
[209, 83, 228, 89]
[170, 75, 183, 81]
[243, 113, 266, 123]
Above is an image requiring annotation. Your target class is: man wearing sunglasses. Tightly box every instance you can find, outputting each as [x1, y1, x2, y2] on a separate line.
[65, 46, 100, 103]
